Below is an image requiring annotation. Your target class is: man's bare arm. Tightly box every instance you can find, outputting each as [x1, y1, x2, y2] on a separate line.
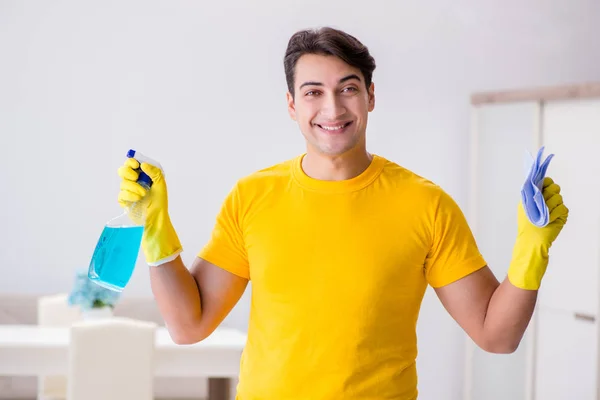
[434, 266, 537, 354]
[150, 255, 248, 344]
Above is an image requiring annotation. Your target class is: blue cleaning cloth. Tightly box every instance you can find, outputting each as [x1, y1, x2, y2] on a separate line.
[521, 146, 554, 227]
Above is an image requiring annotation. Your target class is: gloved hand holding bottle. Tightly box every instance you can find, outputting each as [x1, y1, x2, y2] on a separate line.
[508, 177, 569, 290]
[117, 151, 183, 267]
[88, 150, 183, 291]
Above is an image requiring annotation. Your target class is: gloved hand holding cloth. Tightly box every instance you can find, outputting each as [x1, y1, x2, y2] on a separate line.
[508, 147, 569, 290]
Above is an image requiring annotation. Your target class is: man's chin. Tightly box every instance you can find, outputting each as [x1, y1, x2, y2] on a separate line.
[314, 142, 358, 157]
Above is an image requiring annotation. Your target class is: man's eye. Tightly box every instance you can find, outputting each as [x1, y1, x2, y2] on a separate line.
[305, 90, 320, 96]
[343, 87, 357, 93]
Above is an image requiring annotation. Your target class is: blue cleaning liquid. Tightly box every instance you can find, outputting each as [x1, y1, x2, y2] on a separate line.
[88, 225, 144, 292]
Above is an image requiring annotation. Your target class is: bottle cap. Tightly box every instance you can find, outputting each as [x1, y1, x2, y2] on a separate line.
[137, 171, 153, 188]
[126, 149, 153, 188]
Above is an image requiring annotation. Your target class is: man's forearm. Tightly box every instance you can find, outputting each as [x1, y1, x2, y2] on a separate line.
[482, 277, 538, 353]
[149, 255, 203, 344]
[483, 176, 568, 352]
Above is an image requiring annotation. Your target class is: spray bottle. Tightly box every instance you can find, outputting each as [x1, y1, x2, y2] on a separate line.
[87, 149, 162, 292]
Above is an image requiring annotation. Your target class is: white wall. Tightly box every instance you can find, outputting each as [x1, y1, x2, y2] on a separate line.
[1, 0, 599, 398]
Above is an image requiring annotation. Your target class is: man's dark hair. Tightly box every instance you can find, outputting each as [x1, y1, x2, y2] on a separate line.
[284, 27, 376, 98]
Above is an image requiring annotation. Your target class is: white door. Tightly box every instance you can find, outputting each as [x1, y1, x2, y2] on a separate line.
[533, 98, 600, 399]
[534, 305, 597, 400]
[467, 102, 539, 400]
[539, 99, 600, 317]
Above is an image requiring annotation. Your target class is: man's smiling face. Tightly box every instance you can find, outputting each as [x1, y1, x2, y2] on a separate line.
[287, 54, 375, 156]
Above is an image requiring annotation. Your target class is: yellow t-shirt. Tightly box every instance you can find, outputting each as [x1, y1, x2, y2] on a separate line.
[199, 154, 486, 400]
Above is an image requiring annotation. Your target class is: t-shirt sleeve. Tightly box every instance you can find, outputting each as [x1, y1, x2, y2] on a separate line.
[424, 189, 487, 288]
[197, 183, 250, 279]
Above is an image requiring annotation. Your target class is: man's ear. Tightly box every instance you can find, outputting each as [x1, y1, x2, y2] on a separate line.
[286, 91, 297, 121]
[368, 82, 375, 112]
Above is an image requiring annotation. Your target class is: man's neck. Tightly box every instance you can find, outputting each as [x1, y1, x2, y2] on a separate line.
[301, 147, 373, 181]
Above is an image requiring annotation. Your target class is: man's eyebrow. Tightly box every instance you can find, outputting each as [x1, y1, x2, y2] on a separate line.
[298, 74, 362, 89]
[339, 74, 361, 84]
[299, 81, 323, 89]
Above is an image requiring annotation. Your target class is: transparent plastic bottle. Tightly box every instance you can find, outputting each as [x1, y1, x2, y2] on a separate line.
[88, 149, 161, 292]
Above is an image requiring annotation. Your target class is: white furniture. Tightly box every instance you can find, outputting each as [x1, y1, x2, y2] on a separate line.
[465, 82, 600, 400]
[0, 324, 246, 400]
[67, 317, 156, 400]
[38, 294, 82, 327]
[37, 293, 82, 400]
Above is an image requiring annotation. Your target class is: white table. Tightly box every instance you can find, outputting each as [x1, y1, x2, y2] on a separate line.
[0, 324, 246, 400]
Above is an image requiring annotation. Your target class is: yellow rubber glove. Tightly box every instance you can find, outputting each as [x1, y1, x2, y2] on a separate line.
[508, 177, 569, 290]
[117, 158, 183, 266]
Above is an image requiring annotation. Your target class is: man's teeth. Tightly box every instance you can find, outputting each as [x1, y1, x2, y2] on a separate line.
[320, 124, 346, 131]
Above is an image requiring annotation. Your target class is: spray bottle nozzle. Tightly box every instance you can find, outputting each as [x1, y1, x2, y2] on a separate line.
[126, 149, 162, 189]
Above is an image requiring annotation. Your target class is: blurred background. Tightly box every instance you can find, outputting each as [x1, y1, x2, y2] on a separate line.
[1, 0, 599, 399]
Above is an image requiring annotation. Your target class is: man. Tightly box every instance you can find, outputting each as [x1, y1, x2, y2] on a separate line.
[117, 27, 568, 399]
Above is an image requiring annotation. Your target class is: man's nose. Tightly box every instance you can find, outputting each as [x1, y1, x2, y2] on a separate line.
[320, 93, 346, 119]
